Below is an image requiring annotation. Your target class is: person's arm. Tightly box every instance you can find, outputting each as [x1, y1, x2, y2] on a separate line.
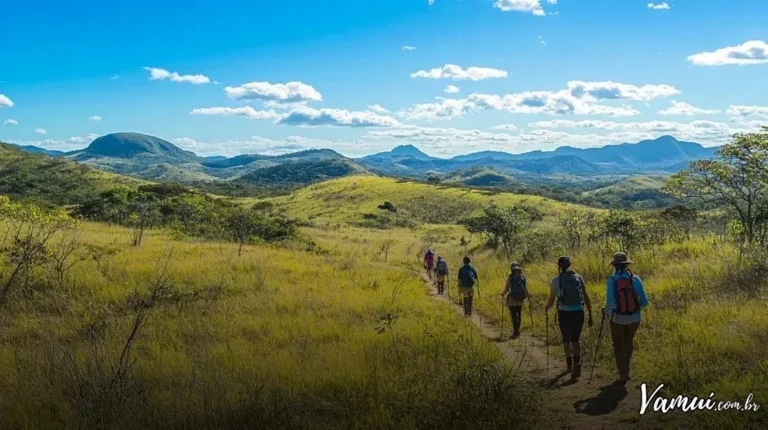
[581, 277, 594, 326]
[471, 267, 478, 280]
[634, 276, 649, 308]
[544, 279, 556, 311]
[604, 276, 616, 316]
[501, 277, 510, 297]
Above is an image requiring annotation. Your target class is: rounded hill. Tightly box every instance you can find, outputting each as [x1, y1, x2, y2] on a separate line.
[84, 132, 199, 161]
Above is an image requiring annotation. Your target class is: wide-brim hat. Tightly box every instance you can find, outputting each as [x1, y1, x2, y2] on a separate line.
[610, 252, 633, 266]
[510, 261, 522, 271]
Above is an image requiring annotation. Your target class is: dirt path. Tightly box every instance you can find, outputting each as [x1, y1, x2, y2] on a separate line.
[426, 277, 642, 429]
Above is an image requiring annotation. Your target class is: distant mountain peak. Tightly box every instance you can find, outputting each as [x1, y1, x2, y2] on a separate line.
[390, 144, 432, 159]
[82, 132, 199, 162]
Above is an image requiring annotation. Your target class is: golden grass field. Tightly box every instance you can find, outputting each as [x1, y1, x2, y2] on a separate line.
[1, 176, 766, 429]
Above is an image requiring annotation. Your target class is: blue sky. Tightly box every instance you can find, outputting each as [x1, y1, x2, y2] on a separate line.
[1, 0, 767, 157]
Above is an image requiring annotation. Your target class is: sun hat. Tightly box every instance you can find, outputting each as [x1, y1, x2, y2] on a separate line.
[610, 252, 633, 266]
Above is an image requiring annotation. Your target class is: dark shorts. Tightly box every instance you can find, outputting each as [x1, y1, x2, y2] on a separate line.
[558, 310, 584, 343]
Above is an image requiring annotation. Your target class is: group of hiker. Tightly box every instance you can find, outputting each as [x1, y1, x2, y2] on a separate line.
[422, 248, 649, 383]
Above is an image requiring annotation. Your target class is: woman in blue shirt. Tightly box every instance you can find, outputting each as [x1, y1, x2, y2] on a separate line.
[603, 252, 649, 383]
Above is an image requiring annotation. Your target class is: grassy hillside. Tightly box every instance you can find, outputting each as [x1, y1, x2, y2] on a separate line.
[582, 175, 676, 209]
[267, 176, 589, 226]
[0, 142, 142, 206]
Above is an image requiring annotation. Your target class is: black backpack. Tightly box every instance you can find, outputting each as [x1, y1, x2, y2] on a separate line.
[436, 260, 448, 275]
[557, 271, 584, 307]
[509, 273, 527, 301]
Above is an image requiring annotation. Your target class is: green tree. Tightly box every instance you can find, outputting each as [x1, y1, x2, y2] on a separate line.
[664, 127, 768, 245]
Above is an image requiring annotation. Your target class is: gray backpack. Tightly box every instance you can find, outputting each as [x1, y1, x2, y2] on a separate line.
[436, 260, 448, 275]
[557, 271, 584, 307]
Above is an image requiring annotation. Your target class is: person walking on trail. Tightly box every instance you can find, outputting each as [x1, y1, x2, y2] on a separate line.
[435, 256, 449, 295]
[457, 256, 478, 317]
[500, 262, 528, 339]
[604, 252, 649, 384]
[424, 249, 435, 279]
[545, 256, 593, 379]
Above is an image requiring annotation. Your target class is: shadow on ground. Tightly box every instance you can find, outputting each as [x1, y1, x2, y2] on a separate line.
[572, 382, 629, 416]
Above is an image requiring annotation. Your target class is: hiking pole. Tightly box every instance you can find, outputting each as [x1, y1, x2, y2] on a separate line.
[545, 310, 550, 373]
[589, 312, 608, 383]
[500, 299, 505, 340]
[528, 299, 535, 337]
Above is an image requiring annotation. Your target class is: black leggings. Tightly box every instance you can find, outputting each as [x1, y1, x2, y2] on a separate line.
[558, 310, 584, 343]
[508, 305, 522, 333]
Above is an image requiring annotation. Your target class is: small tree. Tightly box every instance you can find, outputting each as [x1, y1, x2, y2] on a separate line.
[664, 127, 768, 246]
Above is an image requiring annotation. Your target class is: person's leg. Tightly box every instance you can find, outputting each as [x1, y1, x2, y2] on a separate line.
[610, 322, 629, 381]
[461, 289, 469, 315]
[511, 306, 522, 334]
[558, 310, 573, 369]
[570, 311, 585, 378]
[624, 322, 640, 378]
[467, 289, 474, 316]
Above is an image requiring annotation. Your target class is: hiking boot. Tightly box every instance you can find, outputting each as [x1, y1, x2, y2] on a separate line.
[566, 357, 573, 371]
[511, 332, 520, 339]
[571, 363, 582, 379]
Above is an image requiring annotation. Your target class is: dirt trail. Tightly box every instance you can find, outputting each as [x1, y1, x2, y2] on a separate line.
[426, 276, 642, 429]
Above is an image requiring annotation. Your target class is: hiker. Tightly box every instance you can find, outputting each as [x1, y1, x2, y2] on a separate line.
[500, 262, 528, 339]
[604, 252, 649, 384]
[457, 256, 478, 317]
[424, 249, 435, 279]
[545, 256, 593, 379]
[435, 256, 449, 295]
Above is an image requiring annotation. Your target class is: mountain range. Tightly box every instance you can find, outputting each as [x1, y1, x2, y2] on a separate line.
[6, 132, 718, 191]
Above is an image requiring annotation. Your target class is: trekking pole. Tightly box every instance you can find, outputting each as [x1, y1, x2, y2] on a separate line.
[589, 312, 608, 383]
[545, 310, 550, 373]
[528, 299, 535, 337]
[500, 298, 505, 340]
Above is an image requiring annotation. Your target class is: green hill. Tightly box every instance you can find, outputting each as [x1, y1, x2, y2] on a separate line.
[445, 167, 518, 187]
[236, 159, 367, 189]
[0, 142, 142, 206]
[74, 132, 200, 162]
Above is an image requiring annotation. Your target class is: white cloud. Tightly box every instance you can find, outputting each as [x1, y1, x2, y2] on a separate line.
[89, 115, 103, 121]
[35, 128, 47, 135]
[0, 94, 14, 108]
[727, 105, 768, 119]
[658, 101, 720, 116]
[687, 40, 768, 66]
[566, 80, 680, 101]
[173, 135, 373, 157]
[143, 67, 211, 84]
[493, 0, 557, 16]
[365, 118, 762, 155]
[398, 98, 476, 121]
[647, 2, 671, 10]
[8, 134, 98, 151]
[224, 81, 322, 103]
[402, 45, 416, 51]
[445, 85, 460, 94]
[411, 64, 509, 81]
[3, 119, 18, 125]
[110, 75, 120, 80]
[538, 36, 547, 46]
[491, 124, 518, 131]
[368, 104, 391, 114]
[276, 106, 400, 128]
[190, 106, 280, 119]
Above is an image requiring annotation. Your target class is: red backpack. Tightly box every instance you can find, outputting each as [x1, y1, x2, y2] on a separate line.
[614, 272, 640, 315]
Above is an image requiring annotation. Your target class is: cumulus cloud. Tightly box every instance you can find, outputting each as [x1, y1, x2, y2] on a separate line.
[173, 135, 375, 157]
[224, 81, 322, 103]
[397, 80, 679, 120]
[368, 104, 391, 114]
[0, 94, 14, 108]
[365, 118, 761, 155]
[35, 128, 47, 135]
[276, 106, 400, 128]
[687, 40, 768, 66]
[491, 124, 519, 131]
[8, 134, 99, 151]
[647, 2, 671, 10]
[89, 115, 102, 121]
[411, 64, 508, 81]
[190, 106, 280, 119]
[727, 105, 768, 119]
[402, 45, 416, 51]
[493, 0, 557, 16]
[658, 101, 720, 116]
[445, 85, 460, 94]
[3, 119, 18, 125]
[566, 80, 680, 101]
[143, 67, 211, 84]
